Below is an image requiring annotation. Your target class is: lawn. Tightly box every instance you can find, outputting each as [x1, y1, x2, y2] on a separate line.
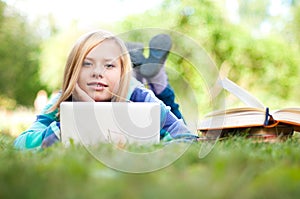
[1, 132, 300, 199]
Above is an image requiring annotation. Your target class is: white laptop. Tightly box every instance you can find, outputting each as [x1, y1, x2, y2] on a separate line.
[60, 102, 161, 147]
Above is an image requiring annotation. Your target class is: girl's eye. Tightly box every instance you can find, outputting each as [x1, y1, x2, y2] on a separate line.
[105, 64, 115, 69]
[83, 61, 92, 66]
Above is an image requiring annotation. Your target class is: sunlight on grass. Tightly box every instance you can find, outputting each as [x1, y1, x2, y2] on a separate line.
[1, 133, 300, 199]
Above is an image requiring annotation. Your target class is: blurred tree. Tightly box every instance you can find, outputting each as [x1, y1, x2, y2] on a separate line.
[227, 0, 294, 36]
[0, 0, 45, 107]
[287, 1, 300, 45]
[116, 0, 300, 108]
[39, 22, 83, 91]
[237, 0, 269, 30]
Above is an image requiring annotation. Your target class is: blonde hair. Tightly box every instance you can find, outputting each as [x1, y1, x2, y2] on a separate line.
[49, 29, 132, 113]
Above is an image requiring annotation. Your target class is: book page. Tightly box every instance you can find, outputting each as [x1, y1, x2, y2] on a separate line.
[221, 78, 265, 109]
[200, 77, 300, 131]
[199, 109, 266, 130]
[273, 108, 300, 128]
[205, 107, 265, 117]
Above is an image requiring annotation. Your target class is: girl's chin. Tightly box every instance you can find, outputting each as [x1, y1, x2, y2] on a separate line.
[94, 98, 111, 102]
[92, 95, 112, 102]
[88, 90, 113, 102]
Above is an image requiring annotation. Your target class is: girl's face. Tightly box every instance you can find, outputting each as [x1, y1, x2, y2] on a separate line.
[77, 39, 122, 101]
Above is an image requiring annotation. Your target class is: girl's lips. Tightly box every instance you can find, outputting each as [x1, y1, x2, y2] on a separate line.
[87, 82, 108, 91]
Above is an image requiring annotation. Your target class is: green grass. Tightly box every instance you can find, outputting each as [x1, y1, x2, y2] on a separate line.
[1, 133, 300, 199]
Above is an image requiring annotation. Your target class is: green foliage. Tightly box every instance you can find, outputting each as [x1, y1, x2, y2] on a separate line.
[1, 133, 300, 199]
[39, 23, 84, 91]
[288, 2, 300, 47]
[0, 1, 45, 107]
[238, 0, 270, 29]
[0, 94, 16, 110]
[1, 0, 299, 110]
[115, 0, 300, 109]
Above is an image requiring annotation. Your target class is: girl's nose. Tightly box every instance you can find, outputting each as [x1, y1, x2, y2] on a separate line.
[92, 65, 105, 78]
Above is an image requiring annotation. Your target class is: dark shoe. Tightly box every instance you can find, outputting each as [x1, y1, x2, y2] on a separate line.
[140, 34, 172, 78]
[125, 42, 145, 68]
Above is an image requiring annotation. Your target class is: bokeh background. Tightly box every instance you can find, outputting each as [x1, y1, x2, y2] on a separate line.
[2, 1, 300, 199]
[1, 0, 299, 136]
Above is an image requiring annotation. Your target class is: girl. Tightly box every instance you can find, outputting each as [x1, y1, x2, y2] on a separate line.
[14, 29, 195, 150]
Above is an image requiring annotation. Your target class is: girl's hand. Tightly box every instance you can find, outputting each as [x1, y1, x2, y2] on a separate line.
[72, 83, 94, 102]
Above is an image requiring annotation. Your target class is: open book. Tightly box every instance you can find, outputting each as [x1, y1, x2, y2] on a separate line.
[198, 77, 300, 139]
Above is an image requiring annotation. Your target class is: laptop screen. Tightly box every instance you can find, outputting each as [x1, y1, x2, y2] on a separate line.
[60, 102, 160, 147]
